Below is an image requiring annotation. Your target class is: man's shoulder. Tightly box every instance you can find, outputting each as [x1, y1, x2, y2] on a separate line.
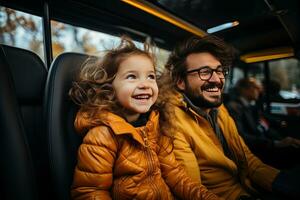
[217, 104, 238, 126]
[171, 105, 202, 128]
[173, 104, 200, 122]
[172, 102, 188, 115]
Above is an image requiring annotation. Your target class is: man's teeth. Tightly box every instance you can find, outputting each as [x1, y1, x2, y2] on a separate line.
[205, 87, 219, 92]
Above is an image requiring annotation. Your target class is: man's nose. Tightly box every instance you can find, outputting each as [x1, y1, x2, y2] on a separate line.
[208, 71, 221, 82]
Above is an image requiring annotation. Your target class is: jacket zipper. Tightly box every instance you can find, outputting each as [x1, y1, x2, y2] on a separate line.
[141, 128, 162, 199]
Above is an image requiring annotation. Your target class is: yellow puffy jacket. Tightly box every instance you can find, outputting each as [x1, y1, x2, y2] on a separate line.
[166, 92, 280, 200]
[71, 110, 219, 200]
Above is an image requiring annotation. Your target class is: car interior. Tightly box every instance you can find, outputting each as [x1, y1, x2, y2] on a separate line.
[0, 0, 299, 199]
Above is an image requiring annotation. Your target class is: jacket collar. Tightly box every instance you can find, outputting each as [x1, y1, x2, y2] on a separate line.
[171, 91, 251, 184]
[103, 110, 159, 146]
[182, 93, 219, 121]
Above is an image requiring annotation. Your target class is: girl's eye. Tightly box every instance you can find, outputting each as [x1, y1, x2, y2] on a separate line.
[126, 74, 136, 79]
[148, 74, 156, 80]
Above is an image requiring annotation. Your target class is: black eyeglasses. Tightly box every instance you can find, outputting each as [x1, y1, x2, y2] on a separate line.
[186, 66, 229, 81]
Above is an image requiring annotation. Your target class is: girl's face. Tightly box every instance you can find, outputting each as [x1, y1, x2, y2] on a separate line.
[112, 54, 158, 122]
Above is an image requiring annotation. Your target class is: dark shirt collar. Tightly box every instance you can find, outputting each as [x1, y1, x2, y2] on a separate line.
[129, 112, 150, 127]
[182, 93, 219, 123]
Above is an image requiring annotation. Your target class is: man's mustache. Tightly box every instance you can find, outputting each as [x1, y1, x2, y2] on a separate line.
[201, 82, 223, 90]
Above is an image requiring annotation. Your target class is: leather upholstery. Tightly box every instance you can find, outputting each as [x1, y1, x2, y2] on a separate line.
[45, 52, 90, 200]
[2, 45, 47, 102]
[0, 45, 40, 200]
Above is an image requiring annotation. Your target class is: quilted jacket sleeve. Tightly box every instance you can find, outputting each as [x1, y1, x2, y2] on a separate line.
[158, 136, 221, 200]
[71, 126, 118, 200]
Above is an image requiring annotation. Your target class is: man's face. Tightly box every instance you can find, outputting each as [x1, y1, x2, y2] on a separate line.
[177, 52, 225, 109]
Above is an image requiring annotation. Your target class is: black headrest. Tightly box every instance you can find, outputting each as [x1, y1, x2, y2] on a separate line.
[1, 44, 47, 103]
[0, 46, 38, 200]
[45, 52, 91, 200]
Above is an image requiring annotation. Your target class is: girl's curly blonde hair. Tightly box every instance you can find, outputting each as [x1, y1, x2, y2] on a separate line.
[69, 36, 156, 120]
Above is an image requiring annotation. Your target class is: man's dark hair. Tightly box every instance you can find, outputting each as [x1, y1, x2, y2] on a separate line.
[165, 35, 236, 84]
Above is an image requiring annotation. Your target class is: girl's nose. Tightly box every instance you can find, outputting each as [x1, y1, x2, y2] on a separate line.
[138, 80, 150, 89]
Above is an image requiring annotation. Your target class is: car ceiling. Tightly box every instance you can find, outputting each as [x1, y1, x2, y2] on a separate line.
[2, 0, 300, 55]
[152, 0, 300, 54]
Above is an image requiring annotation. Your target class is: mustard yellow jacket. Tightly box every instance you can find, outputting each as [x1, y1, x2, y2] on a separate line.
[167, 92, 280, 200]
[71, 110, 219, 200]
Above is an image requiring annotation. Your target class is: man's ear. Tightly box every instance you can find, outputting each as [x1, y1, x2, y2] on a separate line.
[177, 79, 186, 90]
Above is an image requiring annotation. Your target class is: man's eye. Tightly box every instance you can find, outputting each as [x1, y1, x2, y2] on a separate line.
[126, 74, 136, 79]
[200, 69, 211, 74]
[148, 74, 156, 80]
[216, 69, 224, 73]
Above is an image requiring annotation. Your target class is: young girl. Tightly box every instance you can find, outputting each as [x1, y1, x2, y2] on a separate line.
[69, 37, 219, 200]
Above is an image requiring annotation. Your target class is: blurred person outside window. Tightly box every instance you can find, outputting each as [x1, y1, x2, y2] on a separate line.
[226, 77, 300, 169]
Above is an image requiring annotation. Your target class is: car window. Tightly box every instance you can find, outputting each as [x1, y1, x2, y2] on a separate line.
[245, 58, 300, 116]
[0, 6, 45, 61]
[50, 20, 170, 71]
[269, 58, 300, 100]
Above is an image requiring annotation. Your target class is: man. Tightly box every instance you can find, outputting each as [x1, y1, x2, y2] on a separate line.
[226, 77, 300, 168]
[159, 36, 282, 200]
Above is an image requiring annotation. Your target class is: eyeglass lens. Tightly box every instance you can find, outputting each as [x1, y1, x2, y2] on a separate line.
[198, 67, 228, 80]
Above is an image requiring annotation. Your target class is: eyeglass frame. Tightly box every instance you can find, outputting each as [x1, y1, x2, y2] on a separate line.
[186, 65, 230, 81]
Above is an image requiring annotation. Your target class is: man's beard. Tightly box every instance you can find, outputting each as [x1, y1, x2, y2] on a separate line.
[184, 81, 223, 109]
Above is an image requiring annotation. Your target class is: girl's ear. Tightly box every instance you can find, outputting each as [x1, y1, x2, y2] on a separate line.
[177, 79, 186, 90]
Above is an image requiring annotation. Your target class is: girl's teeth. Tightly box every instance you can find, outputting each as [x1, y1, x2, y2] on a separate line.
[134, 95, 150, 99]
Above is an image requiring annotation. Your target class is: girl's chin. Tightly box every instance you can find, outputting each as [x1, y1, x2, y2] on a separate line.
[125, 106, 152, 114]
[135, 107, 152, 114]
